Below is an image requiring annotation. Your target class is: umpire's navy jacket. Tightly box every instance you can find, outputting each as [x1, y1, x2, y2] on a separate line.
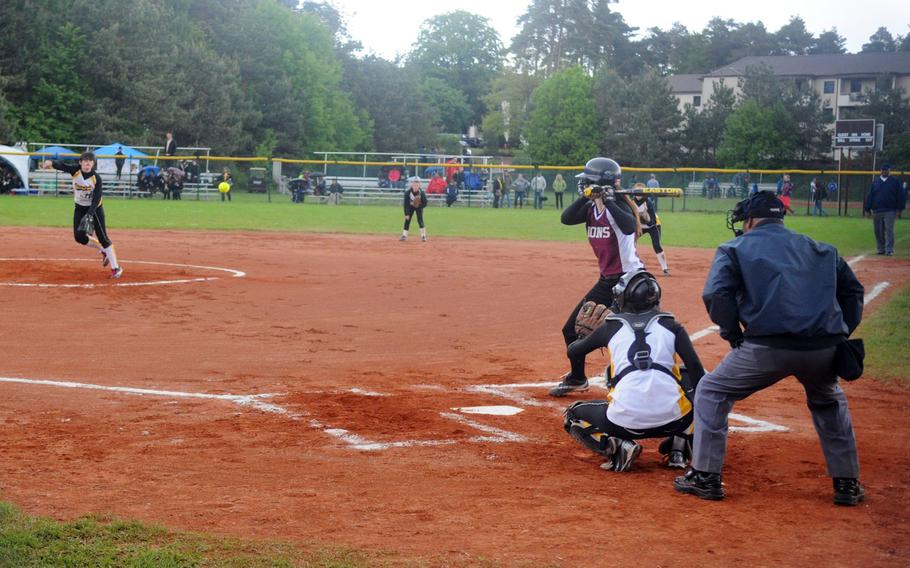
[703, 221, 864, 350]
[864, 175, 905, 213]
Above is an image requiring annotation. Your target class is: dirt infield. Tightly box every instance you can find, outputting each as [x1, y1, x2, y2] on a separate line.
[1, 226, 908, 567]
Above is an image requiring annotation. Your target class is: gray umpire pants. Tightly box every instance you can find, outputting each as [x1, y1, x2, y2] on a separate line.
[872, 210, 897, 254]
[692, 342, 859, 478]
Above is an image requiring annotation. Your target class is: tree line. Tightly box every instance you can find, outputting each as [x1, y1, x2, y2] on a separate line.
[0, 0, 908, 167]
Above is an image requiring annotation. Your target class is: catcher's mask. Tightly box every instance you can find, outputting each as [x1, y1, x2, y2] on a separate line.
[612, 269, 661, 314]
[726, 191, 785, 236]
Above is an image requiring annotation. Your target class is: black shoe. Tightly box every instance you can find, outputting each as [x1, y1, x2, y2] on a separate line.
[674, 469, 724, 500]
[548, 373, 589, 397]
[833, 478, 865, 506]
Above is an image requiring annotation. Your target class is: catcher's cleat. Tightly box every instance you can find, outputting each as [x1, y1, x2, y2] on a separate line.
[833, 478, 865, 506]
[548, 374, 589, 397]
[612, 439, 642, 472]
[674, 469, 724, 500]
[101, 251, 110, 267]
[667, 449, 687, 469]
[110, 266, 123, 279]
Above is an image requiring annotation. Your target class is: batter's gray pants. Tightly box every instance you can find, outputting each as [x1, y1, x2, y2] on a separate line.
[872, 210, 897, 254]
[692, 342, 859, 478]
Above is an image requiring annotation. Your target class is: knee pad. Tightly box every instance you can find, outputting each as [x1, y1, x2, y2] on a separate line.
[564, 407, 617, 457]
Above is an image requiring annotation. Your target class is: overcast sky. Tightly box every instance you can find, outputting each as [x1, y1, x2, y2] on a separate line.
[337, 0, 909, 61]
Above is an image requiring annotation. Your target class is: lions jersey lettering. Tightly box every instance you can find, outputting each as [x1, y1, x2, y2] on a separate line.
[586, 204, 643, 277]
[71, 171, 97, 207]
[605, 318, 690, 430]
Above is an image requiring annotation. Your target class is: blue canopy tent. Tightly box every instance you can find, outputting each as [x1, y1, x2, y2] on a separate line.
[92, 143, 148, 177]
[31, 145, 78, 167]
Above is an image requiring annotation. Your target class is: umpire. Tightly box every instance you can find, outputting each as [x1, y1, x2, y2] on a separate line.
[675, 191, 866, 505]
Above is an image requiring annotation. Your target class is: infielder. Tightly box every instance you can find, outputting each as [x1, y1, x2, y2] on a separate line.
[632, 188, 670, 275]
[400, 176, 428, 242]
[52, 152, 123, 278]
[562, 270, 704, 472]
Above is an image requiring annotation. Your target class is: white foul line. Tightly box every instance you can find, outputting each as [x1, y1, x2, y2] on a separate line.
[0, 258, 245, 288]
[865, 281, 890, 304]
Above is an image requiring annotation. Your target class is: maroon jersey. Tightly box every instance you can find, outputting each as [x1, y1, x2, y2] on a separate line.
[587, 204, 643, 277]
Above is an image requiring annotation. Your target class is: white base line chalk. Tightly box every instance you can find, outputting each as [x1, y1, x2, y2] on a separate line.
[0, 258, 245, 288]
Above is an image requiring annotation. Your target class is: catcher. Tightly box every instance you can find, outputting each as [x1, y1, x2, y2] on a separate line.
[400, 176, 428, 242]
[561, 270, 705, 472]
[52, 152, 123, 278]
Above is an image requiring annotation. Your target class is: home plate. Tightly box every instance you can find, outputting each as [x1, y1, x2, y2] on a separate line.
[453, 405, 524, 416]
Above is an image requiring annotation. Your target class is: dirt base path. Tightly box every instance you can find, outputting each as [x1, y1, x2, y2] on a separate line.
[0, 227, 907, 566]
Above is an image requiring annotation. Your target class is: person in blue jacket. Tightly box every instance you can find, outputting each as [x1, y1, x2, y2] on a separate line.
[864, 164, 905, 256]
[674, 192, 866, 506]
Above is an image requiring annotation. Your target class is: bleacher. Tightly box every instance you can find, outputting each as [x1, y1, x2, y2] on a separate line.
[290, 175, 494, 207]
[685, 181, 777, 198]
[25, 170, 221, 199]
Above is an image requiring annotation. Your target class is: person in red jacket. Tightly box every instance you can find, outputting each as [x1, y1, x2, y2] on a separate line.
[426, 172, 446, 195]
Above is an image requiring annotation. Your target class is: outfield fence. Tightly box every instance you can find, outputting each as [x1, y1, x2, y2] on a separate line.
[1, 148, 906, 216]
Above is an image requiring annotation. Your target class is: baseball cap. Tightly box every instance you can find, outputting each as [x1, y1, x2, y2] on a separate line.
[743, 191, 785, 219]
[881, 164, 891, 170]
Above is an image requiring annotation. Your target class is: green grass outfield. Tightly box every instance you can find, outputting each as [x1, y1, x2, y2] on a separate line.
[0, 193, 902, 256]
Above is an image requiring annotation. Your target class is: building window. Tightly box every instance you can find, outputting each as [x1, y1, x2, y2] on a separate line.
[850, 79, 862, 93]
[693, 95, 701, 107]
[823, 80, 835, 94]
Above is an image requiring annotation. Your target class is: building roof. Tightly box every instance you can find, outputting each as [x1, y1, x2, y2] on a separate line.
[668, 73, 703, 93]
[705, 52, 910, 78]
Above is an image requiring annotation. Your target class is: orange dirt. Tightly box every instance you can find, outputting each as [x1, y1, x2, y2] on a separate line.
[0, 226, 907, 567]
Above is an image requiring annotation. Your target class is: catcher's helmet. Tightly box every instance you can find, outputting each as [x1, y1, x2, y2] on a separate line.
[575, 157, 622, 188]
[726, 191, 784, 236]
[612, 269, 661, 314]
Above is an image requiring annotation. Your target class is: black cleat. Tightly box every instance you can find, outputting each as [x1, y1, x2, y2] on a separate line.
[548, 373, 589, 397]
[667, 449, 687, 469]
[833, 478, 865, 506]
[612, 439, 642, 472]
[674, 469, 724, 500]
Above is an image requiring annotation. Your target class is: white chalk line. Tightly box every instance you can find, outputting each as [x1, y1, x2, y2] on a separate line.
[0, 258, 245, 288]
[864, 281, 890, 304]
[0, 375, 525, 451]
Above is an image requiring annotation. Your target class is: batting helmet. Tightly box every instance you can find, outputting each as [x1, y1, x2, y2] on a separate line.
[575, 157, 621, 194]
[612, 269, 661, 314]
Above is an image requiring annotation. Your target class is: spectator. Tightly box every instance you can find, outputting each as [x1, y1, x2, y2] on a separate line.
[498, 176, 511, 209]
[779, 174, 795, 215]
[114, 146, 125, 180]
[531, 172, 547, 209]
[864, 164, 905, 256]
[218, 167, 233, 202]
[426, 172, 446, 195]
[646, 173, 661, 211]
[168, 171, 184, 200]
[163, 131, 177, 167]
[553, 173, 567, 209]
[811, 177, 827, 216]
[328, 177, 343, 205]
[512, 174, 530, 209]
[445, 178, 459, 207]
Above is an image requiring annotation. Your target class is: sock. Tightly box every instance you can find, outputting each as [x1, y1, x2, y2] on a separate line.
[656, 252, 668, 271]
[419, 228, 427, 238]
[103, 245, 120, 270]
[401, 230, 409, 238]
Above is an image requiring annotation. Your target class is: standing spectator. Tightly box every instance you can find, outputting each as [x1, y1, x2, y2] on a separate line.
[864, 164, 905, 256]
[512, 174, 530, 208]
[778, 174, 795, 215]
[646, 173, 661, 211]
[400, 176, 428, 241]
[328, 178, 343, 205]
[218, 167, 233, 202]
[445, 178, 459, 207]
[531, 172, 547, 209]
[163, 131, 177, 167]
[676, 192, 865, 505]
[492, 175, 503, 208]
[169, 171, 184, 200]
[553, 173, 567, 209]
[114, 146, 125, 180]
[811, 177, 828, 216]
[499, 176, 511, 209]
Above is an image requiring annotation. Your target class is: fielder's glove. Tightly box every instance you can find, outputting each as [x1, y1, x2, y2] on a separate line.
[574, 301, 611, 338]
[78, 213, 95, 236]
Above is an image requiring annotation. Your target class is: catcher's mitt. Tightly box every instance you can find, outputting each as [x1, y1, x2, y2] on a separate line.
[77, 213, 95, 236]
[574, 301, 611, 338]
